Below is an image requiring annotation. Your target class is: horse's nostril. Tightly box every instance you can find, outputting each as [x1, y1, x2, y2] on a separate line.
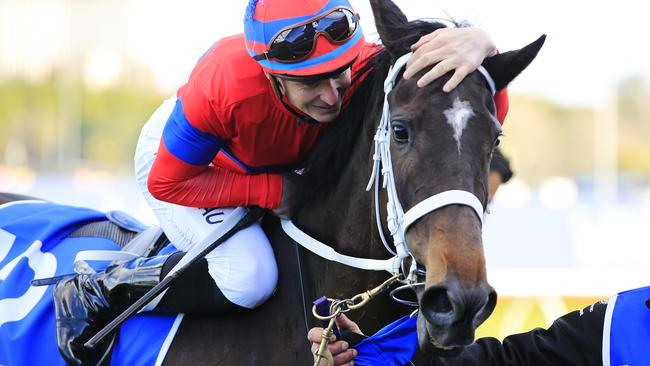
[472, 287, 497, 328]
[482, 289, 498, 318]
[422, 287, 452, 314]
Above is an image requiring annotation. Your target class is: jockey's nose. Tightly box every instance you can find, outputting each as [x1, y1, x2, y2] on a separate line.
[319, 79, 341, 106]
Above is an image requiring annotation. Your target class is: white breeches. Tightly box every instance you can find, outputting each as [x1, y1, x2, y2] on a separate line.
[134, 96, 278, 309]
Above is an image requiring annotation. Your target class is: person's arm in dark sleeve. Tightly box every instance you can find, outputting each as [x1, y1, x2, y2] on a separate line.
[427, 300, 606, 366]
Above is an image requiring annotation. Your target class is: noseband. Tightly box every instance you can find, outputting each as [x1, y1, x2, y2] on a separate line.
[281, 52, 496, 280]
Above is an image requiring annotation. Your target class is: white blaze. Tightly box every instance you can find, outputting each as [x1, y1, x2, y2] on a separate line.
[443, 97, 475, 153]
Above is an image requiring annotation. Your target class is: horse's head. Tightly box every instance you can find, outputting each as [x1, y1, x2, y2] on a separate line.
[370, 0, 545, 354]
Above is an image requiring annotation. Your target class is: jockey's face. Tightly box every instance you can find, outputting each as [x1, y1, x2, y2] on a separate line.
[277, 68, 352, 123]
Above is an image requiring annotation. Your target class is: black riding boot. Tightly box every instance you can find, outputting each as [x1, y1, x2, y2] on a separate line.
[156, 251, 247, 314]
[53, 255, 167, 366]
[54, 252, 247, 365]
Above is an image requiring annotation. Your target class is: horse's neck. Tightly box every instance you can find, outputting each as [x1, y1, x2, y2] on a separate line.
[292, 121, 411, 331]
[296, 121, 383, 258]
[291, 113, 402, 307]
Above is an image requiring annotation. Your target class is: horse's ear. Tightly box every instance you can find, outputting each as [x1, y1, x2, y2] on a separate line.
[482, 35, 546, 91]
[370, 0, 409, 58]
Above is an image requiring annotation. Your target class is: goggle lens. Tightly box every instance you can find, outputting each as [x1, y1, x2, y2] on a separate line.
[256, 8, 359, 63]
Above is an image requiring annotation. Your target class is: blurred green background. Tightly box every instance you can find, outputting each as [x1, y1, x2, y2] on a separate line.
[0, 79, 163, 173]
[2, 77, 650, 178]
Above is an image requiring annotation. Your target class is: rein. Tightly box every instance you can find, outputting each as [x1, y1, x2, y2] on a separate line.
[283, 52, 496, 281]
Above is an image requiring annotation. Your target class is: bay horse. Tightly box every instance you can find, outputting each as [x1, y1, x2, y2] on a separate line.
[0, 0, 544, 364]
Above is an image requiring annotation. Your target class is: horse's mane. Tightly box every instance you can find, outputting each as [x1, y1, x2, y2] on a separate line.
[292, 19, 453, 209]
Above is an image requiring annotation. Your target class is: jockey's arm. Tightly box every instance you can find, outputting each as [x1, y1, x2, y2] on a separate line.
[147, 83, 283, 209]
[148, 149, 282, 209]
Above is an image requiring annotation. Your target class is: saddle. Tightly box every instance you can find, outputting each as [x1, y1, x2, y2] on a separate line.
[68, 209, 169, 257]
[30, 210, 169, 289]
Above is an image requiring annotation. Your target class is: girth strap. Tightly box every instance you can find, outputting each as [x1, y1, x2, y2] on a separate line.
[68, 221, 137, 248]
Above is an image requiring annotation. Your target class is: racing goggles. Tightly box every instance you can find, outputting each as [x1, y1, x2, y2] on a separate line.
[253, 7, 360, 63]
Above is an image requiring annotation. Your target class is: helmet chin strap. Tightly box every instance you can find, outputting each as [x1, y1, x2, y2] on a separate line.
[269, 75, 320, 125]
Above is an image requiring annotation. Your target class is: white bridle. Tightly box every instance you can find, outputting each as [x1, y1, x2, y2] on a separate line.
[282, 52, 495, 278]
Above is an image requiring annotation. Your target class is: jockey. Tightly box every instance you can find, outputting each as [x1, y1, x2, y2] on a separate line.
[53, 0, 508, 364]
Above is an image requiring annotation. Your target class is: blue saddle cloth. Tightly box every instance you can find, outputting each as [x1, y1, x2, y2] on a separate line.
[0, 200, 182, 366]
[354, 315, 418, 366]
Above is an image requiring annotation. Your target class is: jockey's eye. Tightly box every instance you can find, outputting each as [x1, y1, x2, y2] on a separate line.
[391, 122, 409, 143]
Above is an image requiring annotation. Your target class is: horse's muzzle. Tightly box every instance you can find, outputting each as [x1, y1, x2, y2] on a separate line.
[417, 281, 497, 350]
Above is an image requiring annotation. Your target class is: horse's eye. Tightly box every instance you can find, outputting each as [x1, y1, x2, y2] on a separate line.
[391, 123, 409, 143]
[494, 133, 503, 147]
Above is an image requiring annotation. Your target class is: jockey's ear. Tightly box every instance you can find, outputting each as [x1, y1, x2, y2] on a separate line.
[264, 71, 286, 95]
[266, 73, 286, 101]
[482, 34, 546, 91]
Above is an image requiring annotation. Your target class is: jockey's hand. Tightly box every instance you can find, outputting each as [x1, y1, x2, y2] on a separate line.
[271, 200, 291, 220]
[308, 314, 363, 366]
[272, 174, 294, 220]
[404, 27, 497, 91]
